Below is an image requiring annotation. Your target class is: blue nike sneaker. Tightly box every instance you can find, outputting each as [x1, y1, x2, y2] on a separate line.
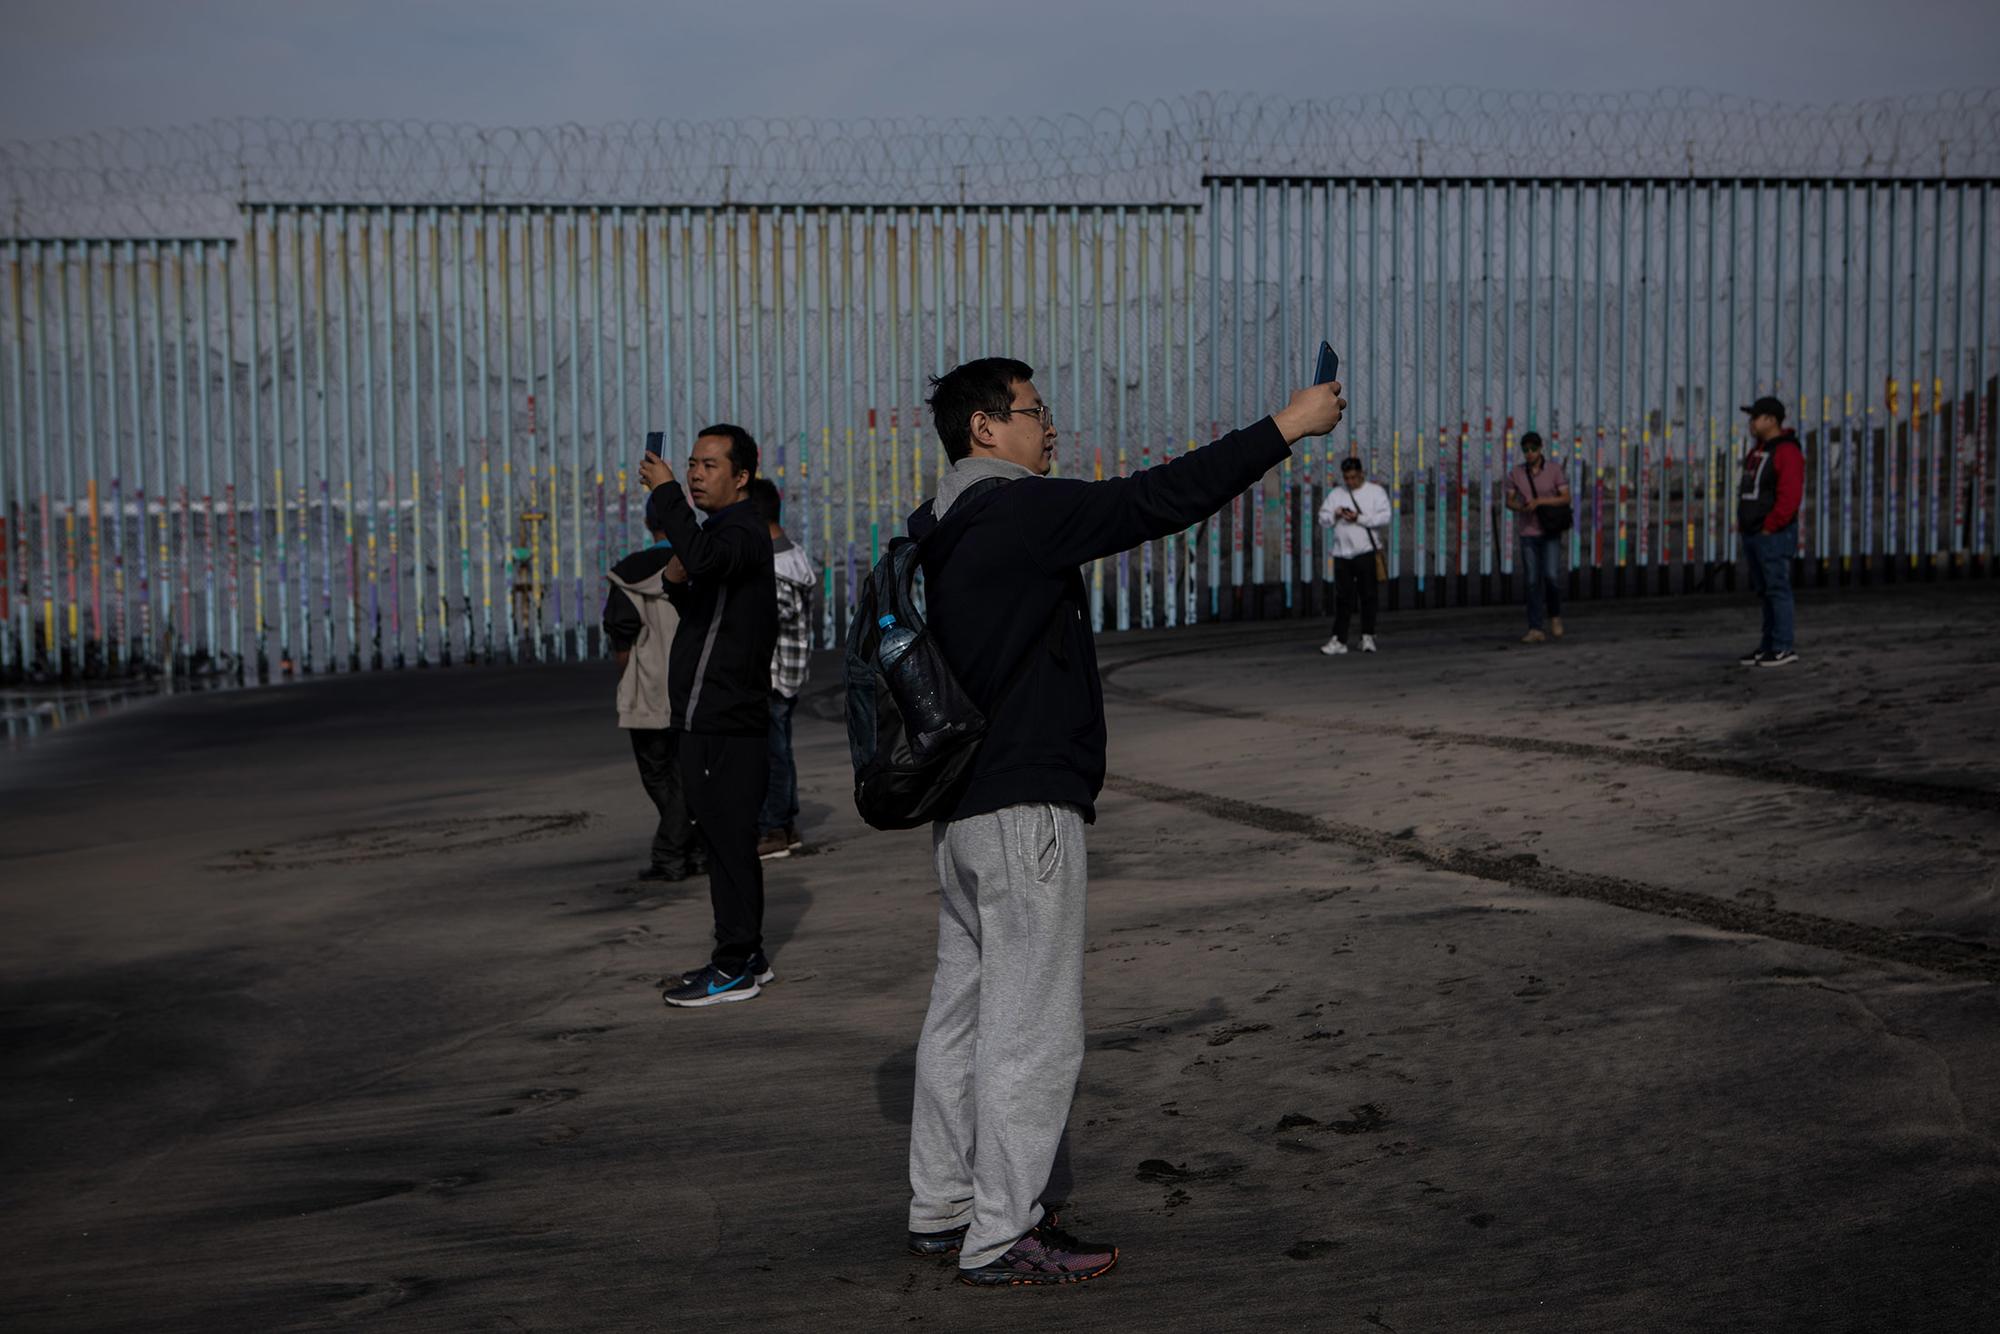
[663, 962, 761, 1008]
[672, 952, 774, 988]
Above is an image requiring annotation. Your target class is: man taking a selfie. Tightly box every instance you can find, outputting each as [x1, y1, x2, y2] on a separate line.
[904, 356, 1346, 1286]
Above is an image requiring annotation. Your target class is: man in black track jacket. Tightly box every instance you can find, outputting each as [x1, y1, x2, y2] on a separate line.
[639, 424, 778, 1008]
[902, 357, 1347, 1286]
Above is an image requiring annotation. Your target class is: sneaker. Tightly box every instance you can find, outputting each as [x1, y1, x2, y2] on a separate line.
[909, 1223, 969, 1257]
[662, 962, 761, 1008]
[1757, 649, 1799, 668]
[1739, 648, 1768, 666]
[911, 1208, 1062, 1260]
[636, 863, 690, 883]
[1521, 629, 1547, 644]
[1550, 616, 1565, 639]
[674, 951, 774, 988]
[756, 829, 791, 860]
[785, 824, 804, 852]
[1360, 634, 1377, 653]
[1319, 637, 1349, 656]
[958, 1218, 1118, 1287]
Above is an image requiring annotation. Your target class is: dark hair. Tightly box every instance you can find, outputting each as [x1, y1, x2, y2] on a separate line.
[1339, 456, 1363, 472]
[926, 357, 1036, 463]
[746, 476, 782, 527]
[695, 423, 759, 480]
[1520, 430, 1544, 450]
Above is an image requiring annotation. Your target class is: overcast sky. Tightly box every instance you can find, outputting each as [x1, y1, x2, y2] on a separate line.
[1, 0, 1994, 140]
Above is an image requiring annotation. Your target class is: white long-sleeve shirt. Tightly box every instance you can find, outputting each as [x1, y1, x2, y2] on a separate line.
[1318, 480, 1392, 559]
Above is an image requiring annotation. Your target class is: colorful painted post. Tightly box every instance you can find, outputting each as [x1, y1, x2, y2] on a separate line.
[360, 212, 381, 669]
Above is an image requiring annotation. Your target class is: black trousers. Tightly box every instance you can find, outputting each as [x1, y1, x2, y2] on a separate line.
[630, 728, 700, 875]
[680, 731, 770, 969]
[1332, 554, 1379, 638]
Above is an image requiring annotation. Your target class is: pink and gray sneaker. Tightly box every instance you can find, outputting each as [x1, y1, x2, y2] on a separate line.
[957, 1218, 1117, 1287]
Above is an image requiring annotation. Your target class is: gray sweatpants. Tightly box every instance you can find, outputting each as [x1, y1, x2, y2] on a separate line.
[908, 802, 1087, 1269]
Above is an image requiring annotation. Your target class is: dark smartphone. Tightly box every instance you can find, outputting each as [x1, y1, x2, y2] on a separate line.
[644, 430, 664, 457]
[1314, 340, 1340, 386]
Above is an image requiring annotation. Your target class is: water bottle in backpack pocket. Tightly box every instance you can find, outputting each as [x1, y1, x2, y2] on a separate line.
[875, 613, 956, 755]
[845, 540, 991, 830]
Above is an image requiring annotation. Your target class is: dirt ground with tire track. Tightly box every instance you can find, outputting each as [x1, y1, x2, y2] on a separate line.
[2, 582, 1996, 1332]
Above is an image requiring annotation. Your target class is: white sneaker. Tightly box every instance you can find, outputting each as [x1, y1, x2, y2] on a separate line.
[1319, 637, 1349, 656]
[1360, 635, 1377, 653]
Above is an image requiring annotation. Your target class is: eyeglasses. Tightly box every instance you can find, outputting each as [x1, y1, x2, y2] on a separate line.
[1001, 404, 1055, 430]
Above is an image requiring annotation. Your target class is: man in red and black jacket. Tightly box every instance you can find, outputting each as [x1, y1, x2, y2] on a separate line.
[1736, 395, 1804, 668]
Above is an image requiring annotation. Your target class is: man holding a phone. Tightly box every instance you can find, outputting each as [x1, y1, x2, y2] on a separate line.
[1317, 456, 1391, 655]
[638, 425, 779, 1008]
[903, 358, 1346, 1286]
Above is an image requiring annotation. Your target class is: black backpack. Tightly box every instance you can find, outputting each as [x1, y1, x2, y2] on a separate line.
[845, 481, 1051, 830]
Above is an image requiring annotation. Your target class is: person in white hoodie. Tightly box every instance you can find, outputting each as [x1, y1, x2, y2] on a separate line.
[1318, 456, 1393, 655]
[602, 489, 703, 881]
[748, 478, 817, 860]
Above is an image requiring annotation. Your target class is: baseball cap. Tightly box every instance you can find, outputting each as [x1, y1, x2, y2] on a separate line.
[1739, 395, 1786, 420]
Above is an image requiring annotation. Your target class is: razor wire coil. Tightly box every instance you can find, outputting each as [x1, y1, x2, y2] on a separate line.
[5, 88, 1999, 238]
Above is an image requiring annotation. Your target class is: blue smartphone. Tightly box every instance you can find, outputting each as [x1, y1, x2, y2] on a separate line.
[1314, 340, 1340, 386]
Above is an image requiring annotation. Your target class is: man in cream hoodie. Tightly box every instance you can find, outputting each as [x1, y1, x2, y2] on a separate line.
[602, 489, 701, 882]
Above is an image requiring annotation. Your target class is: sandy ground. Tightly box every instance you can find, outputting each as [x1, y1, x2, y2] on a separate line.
[2, 582, 1997, 1333]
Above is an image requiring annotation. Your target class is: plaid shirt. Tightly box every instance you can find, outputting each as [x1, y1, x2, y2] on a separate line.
[770, 538, 816, 698]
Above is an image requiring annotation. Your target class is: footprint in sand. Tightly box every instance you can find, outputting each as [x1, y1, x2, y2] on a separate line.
[1327, 1103, 1389, 1135]
[312, 1277, 441, 1316]
[485, 1087, 581, 1117]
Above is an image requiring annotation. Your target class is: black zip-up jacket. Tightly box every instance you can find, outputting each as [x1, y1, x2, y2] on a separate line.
[647, 486, 776, 736]
[909, 415, 1292, 822]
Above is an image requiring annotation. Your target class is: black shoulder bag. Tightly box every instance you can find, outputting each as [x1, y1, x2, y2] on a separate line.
[1525, 463, 1573, 539]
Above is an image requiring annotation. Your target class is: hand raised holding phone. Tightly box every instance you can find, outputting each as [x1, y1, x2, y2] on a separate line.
[639, 430, 675, 490]
[1273, 380, 1347, 444]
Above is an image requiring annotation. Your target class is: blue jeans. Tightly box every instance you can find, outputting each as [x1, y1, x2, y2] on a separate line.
[757, 691, 799, 836]
[1518, 534, 1564, 630]
[1743, 525, 1797, 654]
